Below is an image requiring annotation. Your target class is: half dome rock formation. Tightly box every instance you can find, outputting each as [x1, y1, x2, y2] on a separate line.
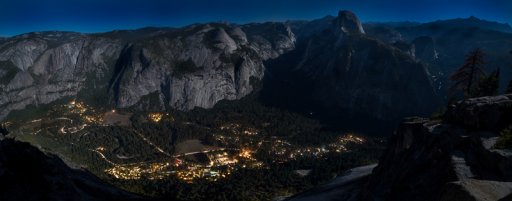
[333, 10, 365, 35]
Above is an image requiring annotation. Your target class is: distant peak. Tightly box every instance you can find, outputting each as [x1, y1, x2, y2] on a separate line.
[338, 10, 356, 17]
[333, 10, 365, 35]
[468, 16, 479, 20]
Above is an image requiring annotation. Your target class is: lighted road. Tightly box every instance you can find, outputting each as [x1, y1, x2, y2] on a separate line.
[91, 149, 116, 165]
[172, 148, 236, 158]
[55, 117, 73, 123]
[132, 130, 171, 157]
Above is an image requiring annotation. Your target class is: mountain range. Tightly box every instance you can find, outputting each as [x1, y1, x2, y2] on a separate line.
[2, 11, 511, 135]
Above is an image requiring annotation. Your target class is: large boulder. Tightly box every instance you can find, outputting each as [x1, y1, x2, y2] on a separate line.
[444, 94, 512, 130]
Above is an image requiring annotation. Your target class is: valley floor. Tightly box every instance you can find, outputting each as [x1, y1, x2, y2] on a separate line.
[3, 98, 385, 200]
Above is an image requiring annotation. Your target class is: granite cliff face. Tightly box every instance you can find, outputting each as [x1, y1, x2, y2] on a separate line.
[0, 23, 295, 119]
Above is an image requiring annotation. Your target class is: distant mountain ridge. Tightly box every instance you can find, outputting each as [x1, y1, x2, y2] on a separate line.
[423, 16, 512, 33]
[366, 16, 512, 33]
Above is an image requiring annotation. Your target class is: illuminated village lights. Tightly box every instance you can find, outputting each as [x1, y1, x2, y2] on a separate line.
[148, 113, 163, 122]
[105, 162, 173, 180]
[238, 148, 254, 159]
[63, 107, 369, 184]
[339, 134, 366, 144]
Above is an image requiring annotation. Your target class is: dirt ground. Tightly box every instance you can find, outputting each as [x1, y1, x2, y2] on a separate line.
[103, 111, 132, 126]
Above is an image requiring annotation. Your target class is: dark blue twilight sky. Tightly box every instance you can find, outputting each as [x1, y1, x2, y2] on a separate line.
[0, 0, 511, 36]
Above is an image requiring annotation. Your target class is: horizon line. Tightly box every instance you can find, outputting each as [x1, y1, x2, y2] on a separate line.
[1, 15, 510, 38]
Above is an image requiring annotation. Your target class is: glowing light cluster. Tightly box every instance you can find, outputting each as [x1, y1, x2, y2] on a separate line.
[106, 162, 172, 180]
[148, 113, 164, 122]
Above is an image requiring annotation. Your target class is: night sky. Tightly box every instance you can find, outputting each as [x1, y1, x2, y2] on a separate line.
[1, 0, 511, 36]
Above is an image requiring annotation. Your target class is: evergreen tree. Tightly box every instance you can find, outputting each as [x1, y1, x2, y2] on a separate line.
[450, 48, 486, 97]
[472, 68, 500, 97]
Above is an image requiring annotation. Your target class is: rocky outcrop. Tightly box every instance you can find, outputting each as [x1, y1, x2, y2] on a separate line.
[444, 94, 512, 130]
[288, 94, 512, 201]
[363, 94, 512, 201]
[0, 138, 141, 201]
[0, 23, 296, 119]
